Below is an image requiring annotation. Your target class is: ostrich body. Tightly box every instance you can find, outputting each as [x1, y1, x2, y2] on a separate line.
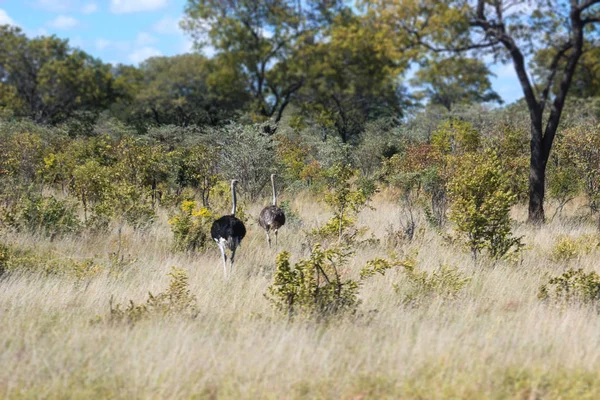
[211, 179, 246, 277]
[259, 174, 286, 249]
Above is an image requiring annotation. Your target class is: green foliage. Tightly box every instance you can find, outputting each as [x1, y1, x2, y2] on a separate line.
[360, 253, 417, 279]
[0, 242, 102, 280]
[556, 124, 600, 219]
[447, 151, 522, 260]
[0, 26, 116, 124]
[550, 234, 599, 262]
[279, 200, 303, 228]
[322, 163, 370, 242]
[107, 267, 198, 325]
[169, 200, 216, 252]
[266, 245, 359, 320]
[217, 123, 276, 200]
[538, 269, 600, 306]
[2, 193, 80, 238]
[431, 119, 481, 155]
[411, 57, 502, 111]
[395, 264, 471, 306]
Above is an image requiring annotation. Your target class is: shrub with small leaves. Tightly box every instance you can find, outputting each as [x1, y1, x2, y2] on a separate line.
[169, 200, 216, 251]
[395, 264, 471, 306]
[107, 267, 197, 325]
[266, 245, 359, 320]
[538, 268, 600, 306]
[447, 151, 522, 260]
[321, 163, 370, 242]
[279, 200, 302, 228]
[0, 242, 103, 280]
[3, 193, 81, 238]
[551, 234, 599, 262]
[359, 253, 417, 279]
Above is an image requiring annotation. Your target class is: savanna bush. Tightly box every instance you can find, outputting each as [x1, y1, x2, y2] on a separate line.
[169, 200, 216, 252]
[395, 264, 471, 306]
[539, 268, 600, 306]
[267, 245, 359, 320]
[551, 234, 599, 262]
[555, 124, 600, 227]
[267, 245, 413, 321]
[0, 242, 102, 280]
[106, 267, 197, 324]
[217, 123, 276, 200]
[2, 193, 80, 238]
[316, 163, 371, 244]
[447, 151, 522, 260]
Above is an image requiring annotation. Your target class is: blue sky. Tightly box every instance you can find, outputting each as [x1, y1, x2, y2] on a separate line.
[0, 0, 523, 104]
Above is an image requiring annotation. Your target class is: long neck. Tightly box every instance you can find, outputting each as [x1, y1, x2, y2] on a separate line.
[231, 183, 237, 216]
[271, 176, 277, 206]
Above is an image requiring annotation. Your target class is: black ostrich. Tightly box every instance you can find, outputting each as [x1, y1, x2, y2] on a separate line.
[259, 174, 286, 249]
[211, 179, 246, 277]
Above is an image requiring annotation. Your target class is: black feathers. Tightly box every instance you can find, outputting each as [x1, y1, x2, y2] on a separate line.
[211, 215, 246, 249]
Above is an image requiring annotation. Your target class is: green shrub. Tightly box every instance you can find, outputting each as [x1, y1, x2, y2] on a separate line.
[279, 200, 303, 228]
[431, 118, 481, 155]
[266, 245, 359, 320]
[395, 264, 471, 306]
[447, 151, 522, 260]
[3, 193, 81, 238]
[106, 267, 198, 324]
[169, 200, 216, 251]
[539, 268, 600, 305]
[267, 245, 413, 321]
[0, 242, 102, 280]
[322, 163, 370, 242]
[551, 234, 599, 262]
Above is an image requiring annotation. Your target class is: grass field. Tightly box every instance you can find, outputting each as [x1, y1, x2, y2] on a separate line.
[2, 192, 600, 399]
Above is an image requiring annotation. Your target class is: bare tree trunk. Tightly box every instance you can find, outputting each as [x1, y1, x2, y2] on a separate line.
[528, 121, 546, 223]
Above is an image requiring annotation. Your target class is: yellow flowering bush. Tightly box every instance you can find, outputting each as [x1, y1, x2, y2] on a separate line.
[169, 200, 216, 251]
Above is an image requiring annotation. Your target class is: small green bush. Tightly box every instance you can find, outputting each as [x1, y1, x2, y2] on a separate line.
[395, 264, 471, 306]
[266, 245, 359, 320]
[106, 267, 198, 324]
[551, 234, 599, 262]
[169, 200, 216, 251]
[447, 151, 522, 260]
[539, 268, 600, 305]
[3, 193, 81, 238]
[0, 242, 102, 280]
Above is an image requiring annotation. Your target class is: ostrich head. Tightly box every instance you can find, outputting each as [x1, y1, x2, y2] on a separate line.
[231, 179, 240, 186]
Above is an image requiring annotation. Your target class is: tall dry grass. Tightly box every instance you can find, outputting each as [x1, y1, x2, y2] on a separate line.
[1, 191, 600, 399]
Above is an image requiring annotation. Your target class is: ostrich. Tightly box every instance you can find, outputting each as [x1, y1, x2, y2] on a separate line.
[211, 179, 246, 277]
[259, 174, 286, 249]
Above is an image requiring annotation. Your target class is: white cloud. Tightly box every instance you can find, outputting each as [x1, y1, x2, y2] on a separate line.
[0, 9, 15, 26]
[129, 46, 161, 64]
[94, 38, 130, 51]
[36, 0, 75, 12]
[81, 3, 98, 15]
[95, 38, 111, 50]
[47, 15, 79, 30]
[153, 16, 181, 34]
[136, 32, 158, 46]
[110, 0, 168, 14]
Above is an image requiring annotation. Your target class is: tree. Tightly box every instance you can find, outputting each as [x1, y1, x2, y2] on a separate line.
[181, 0, 344, 124]
[411, 57, 502, 111]
[118, 54, 249, 130]
[295, 11, 410, 142]
[365, 0, 600, 223]
[0, 25, 116, 123]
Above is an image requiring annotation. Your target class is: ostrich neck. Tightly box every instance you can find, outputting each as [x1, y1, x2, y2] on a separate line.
[231, 183, 237, 216]
[271, 176, 277, 206]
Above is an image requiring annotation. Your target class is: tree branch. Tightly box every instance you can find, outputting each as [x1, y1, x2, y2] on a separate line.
[540, 40, 573, 113]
